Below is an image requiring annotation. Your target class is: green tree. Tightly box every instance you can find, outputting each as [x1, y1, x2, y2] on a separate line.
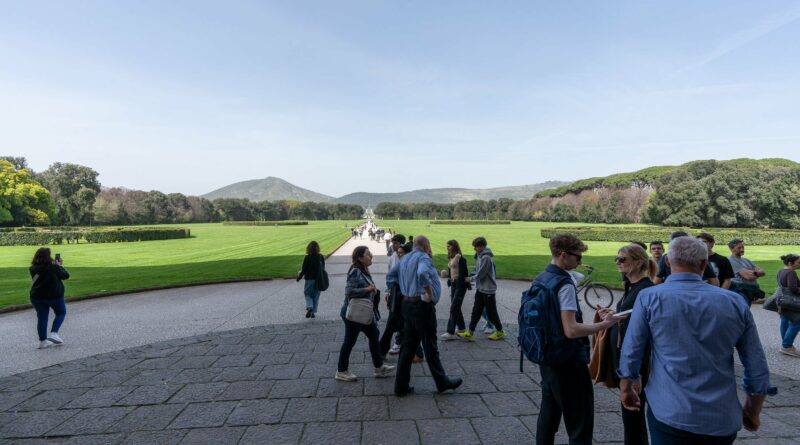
[0, 160, 54, 225]
[38, 162, 101, 225]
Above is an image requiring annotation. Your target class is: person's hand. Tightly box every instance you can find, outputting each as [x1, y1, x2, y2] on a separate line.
[620, 379, 641, 411]
[365, 284, 377, 293]
[742, 394, 764, 432]
[739, 269, 757, 280]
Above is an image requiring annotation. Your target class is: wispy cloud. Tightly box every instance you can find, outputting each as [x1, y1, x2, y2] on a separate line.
[677, 4, 800, 74]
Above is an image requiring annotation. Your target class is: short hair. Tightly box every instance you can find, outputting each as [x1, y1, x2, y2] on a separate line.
[781, 254, 800, 265]
[306, 241, 320, 255]
[668, 237, 708, 269]
[413, 235, 430, 251]
[728, 238, 744, 249]
[549, 234, 587, 257]
[649, 240, 664, 248]
[631, 241, 647, 250]
[696, 232, 715, 243]
[472, 237, 487, 248]
[670, 230, 689, 240]
[391, 234, 406, 244]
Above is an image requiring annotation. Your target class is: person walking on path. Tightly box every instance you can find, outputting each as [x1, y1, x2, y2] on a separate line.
[441, 240, 469, 341]
[618, 236, 770, 445]
[387, 235, 462, 396]
[296, 241, 325, 318]
[535, 234, 617, 445]
[29, 248, 69, 349]
[605, 244, 656, 445]
[458, 237, 506, 341]
[336, 246, 395, 382]
[777, 253, 800, 357]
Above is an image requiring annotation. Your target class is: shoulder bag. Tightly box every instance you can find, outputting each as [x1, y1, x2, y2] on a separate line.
[778, 286, 800, 312]
[316, 256, 329, 291]
[346, 270, 375, 325]
[763, 287, 780, 313]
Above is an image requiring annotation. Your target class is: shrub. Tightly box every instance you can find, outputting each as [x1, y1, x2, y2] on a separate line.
[0, 227, 191, 246]
[222, 221, 309, 226]
[429, 220, 511, 225]
[540, 226, 800, 246]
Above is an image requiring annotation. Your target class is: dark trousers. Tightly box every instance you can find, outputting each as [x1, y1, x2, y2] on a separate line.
[467, 291, 502, 333]
[338, 317, 383, 372]
[536, 364, 593, 445]
[395, 299, 449, 393]
[379, 308, 423, 358]
[446, 285, 467, 334]
[622, 392, 648, 445]
[30, 298, 67, 342]
[647, 407, 735, 445]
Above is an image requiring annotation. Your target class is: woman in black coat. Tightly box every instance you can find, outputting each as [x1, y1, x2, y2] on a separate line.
[29, 247, 69, 349]
[297, 241, 325, 318]
[441, 240, 469, 340]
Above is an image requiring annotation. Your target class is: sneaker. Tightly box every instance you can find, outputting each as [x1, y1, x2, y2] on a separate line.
[487, 330, 507, 341]
[482, 326, 496, 335]
[305, 309, 311, 318]
[47, 332, 64, 345]
[779, 347, 800, 358]
[311, 312, 316, 318]
[389, 344, 401, 355]
[38, 340, 54, 349]
[440, 332, 459, 341]
[457, 331, 475, 342]
[335, 370, 357, 382]
[374, 364, 396, 378]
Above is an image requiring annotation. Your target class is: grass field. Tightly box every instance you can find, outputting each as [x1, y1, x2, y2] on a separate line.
[384, 220, 796, 295]
[0, 222, 355, 308]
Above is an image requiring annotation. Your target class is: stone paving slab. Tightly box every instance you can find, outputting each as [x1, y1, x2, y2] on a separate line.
[0, 321, 798, 444]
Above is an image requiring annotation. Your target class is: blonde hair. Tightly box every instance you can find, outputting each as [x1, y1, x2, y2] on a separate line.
[618, 244, 657, 280]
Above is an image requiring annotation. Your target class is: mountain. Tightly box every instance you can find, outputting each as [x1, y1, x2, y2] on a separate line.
[203, 177, 566, 205]
[203, 177, 334, 202]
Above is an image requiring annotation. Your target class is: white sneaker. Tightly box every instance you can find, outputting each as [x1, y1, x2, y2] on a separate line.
[335, 371, 357, 382]
[482, 326, 496, 335]
[374, 364, 396, 378]
[388, 344, 401, 355]
[38, 340, 54, 349]
[48, 332, 64, 345]
[779, 347, 800, 358]
[440, 332, 459, 341]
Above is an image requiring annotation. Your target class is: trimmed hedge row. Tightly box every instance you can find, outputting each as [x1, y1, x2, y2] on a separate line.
[222, 221, 309, 226]
[0, 228, 191, 246]
[429, 220, 511, 225]
[540, 226, 800, 246]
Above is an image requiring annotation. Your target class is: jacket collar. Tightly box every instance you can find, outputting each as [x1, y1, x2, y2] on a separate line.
[665, 272, 703, 282]
[545, 263, 572, 278]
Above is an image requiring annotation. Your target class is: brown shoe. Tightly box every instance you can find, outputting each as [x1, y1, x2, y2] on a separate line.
[412, 355, 424, 364]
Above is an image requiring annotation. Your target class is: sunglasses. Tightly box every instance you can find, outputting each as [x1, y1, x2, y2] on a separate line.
[614, 256, 627, 264]
[566, 252, 582, 262]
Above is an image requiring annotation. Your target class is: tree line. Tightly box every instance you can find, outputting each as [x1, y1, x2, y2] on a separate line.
[0, 157, 363, 226]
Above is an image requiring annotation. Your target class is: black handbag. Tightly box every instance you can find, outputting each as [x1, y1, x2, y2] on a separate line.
[778, 286, 800, 312]
[316, 256, 329, 291]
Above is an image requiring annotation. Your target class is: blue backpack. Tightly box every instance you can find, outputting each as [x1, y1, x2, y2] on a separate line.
[518, 269, 580, 370]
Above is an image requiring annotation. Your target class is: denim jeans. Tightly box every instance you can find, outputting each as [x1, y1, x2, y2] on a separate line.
[304, 279, 321, 313]
[647, 407, 735, 445]
[337, 317, 382, 372]
[30, 298, 67, 341]
[780, 314, 800, 348]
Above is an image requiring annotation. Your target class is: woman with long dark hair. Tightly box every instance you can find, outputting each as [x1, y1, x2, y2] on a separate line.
[777, 253, 800, 357]
[336, 246, 395, 381]
[29, 247, 70, 349]
[441, 240, 469, 341]
[297, 240, 325, 318]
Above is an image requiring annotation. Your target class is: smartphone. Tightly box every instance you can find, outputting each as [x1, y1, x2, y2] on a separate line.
[613, 309, 633, 318]
[55, 253, 61, 262]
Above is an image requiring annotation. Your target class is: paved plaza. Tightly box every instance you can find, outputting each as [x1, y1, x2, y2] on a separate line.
[1, 234, 799, 443]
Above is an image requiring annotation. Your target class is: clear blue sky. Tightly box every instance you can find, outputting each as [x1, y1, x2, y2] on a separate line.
[2, 1, 799, 197]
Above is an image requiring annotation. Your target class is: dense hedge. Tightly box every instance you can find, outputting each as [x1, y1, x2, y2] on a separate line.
[0, 227, 190, 246]
[222, 221, 309, 226]
[540, 226, 800, 246]
[430, 220, 512, 225]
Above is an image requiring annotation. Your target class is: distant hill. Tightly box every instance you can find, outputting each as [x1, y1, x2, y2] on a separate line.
[203, 177, 334, 202]
[203, 177, 566, 205]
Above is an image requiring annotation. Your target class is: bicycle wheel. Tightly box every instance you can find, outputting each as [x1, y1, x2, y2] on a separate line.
[584, 284, 615, 310]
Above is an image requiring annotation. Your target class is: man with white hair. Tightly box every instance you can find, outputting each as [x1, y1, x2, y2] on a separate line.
[617, 236, 770, 444]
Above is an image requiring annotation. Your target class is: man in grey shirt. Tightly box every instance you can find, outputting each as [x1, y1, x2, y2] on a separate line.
[728, 239, 766, 305]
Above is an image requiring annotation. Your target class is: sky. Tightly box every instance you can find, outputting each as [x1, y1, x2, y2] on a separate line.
[2, 0, 800, 197]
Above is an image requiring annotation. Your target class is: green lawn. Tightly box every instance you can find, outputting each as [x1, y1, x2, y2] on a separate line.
[384, 220, 797, 294]
[0, 222, 356, 308]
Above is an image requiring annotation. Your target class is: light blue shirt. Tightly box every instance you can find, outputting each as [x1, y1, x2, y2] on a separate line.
[618, 273, 770, 437]
[386, 249, 442, 304]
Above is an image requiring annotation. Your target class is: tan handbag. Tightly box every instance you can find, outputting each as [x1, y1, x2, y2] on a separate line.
[346, 297, 374, 325]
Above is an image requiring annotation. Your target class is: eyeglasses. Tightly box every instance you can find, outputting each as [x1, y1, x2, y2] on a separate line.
[614, 256, 627, 264]
[566, 252, 582, 262]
